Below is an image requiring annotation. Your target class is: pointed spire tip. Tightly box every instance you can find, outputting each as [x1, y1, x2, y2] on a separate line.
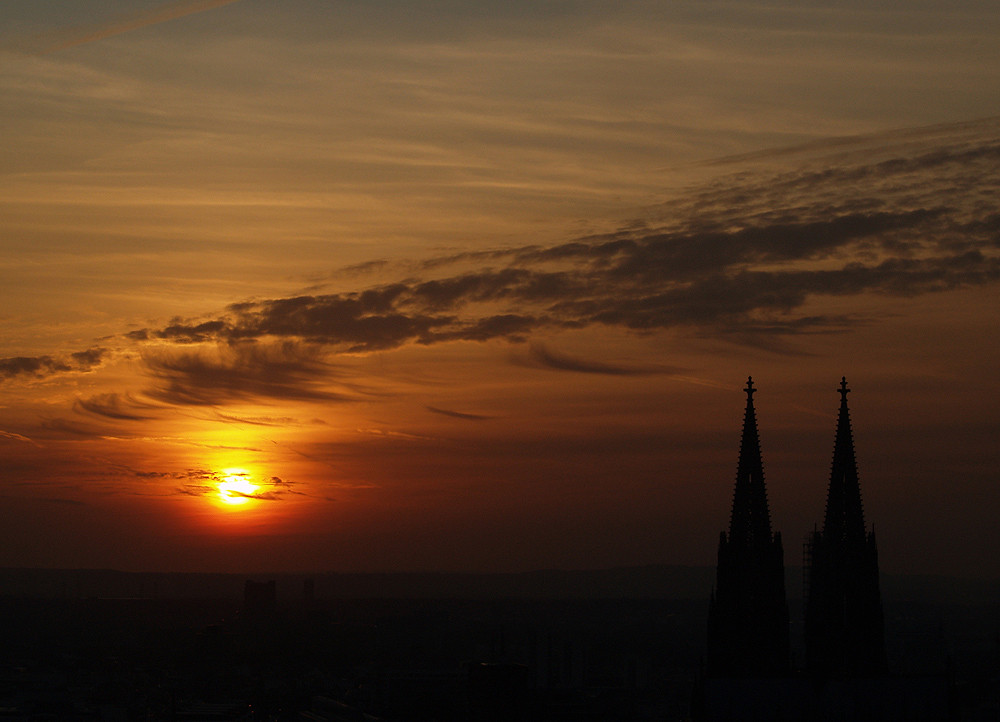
[838, 376, 850, 401]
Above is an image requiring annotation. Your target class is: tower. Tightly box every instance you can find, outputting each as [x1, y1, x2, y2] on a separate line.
[707, 377, 789, 678]
[805, 377, 887, 678]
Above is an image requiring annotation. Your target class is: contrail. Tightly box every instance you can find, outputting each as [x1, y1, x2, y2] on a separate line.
[33, 0, 245, 55]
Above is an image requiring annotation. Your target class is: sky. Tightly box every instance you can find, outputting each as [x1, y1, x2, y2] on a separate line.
[1, 0, 998, 576]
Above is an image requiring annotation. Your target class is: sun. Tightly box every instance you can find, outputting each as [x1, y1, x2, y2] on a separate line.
[217, 469, 258, 506]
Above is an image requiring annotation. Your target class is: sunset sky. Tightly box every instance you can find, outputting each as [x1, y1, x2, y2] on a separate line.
[2, 0, 998, 576]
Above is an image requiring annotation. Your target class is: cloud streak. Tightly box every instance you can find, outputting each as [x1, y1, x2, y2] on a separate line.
[141, 341, 356, 406]
[0, 429, 42, 447]
[74, 393, 158, 422]
[516, 343, 678, 376]
[172, 470, 298, 502]
[426, 406, 493, 421]
[35, 0, 245, 55]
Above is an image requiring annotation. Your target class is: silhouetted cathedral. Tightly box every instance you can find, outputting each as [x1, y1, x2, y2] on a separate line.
[699, 378, 953, 722]
[707, 377, 789, 678]
[804, 377, 887, 677]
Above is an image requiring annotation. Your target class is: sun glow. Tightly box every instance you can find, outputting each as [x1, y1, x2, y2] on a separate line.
[217, 469, 258, 506]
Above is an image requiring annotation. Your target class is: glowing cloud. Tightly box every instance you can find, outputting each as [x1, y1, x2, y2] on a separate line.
[217, 469, 258, 506]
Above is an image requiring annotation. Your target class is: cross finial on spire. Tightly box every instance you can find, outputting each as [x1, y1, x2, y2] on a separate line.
[745, 376, 756, 400]
[839, 376, 850, 401]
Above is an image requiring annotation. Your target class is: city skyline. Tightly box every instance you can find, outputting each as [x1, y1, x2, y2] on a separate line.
[2, 0, 999, 576]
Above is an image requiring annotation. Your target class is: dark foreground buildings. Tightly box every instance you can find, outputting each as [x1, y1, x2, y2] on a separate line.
[700, 377, 954, 722]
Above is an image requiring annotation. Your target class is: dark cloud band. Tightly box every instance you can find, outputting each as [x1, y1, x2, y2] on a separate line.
[36, 120, 1000, 408]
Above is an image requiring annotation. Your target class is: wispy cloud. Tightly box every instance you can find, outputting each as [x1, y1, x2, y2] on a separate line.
[74, 393, 158, 422]
[515, 343, 679, 376]
[141, 341, 356, 406]
[426, 406, 493, 421]
[0, 429, 42, 447]
[32, 0, 245, 55]
[40, 418, 107, 439]
[211, 411, 301, 427]
[172, 470, 297, 502]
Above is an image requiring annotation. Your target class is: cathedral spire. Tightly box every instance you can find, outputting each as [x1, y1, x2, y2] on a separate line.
[707, 376, 788, 678]
[728, 376, 772, 547]
[822, 377, 866, 545]
[805, 377, 886, 677]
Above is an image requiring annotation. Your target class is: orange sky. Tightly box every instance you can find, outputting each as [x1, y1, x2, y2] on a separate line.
[1, 0, 999, 576]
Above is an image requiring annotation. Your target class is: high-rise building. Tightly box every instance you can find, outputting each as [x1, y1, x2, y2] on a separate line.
[804, 377, 887, 678]
[707, 377, 789, 678]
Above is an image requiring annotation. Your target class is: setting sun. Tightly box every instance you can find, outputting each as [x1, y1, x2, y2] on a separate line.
[217, 470, 258, 506]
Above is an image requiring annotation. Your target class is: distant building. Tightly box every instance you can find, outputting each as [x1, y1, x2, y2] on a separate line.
[242, 579, 276, 619]
[804, 377, 887, 678]
[706, 376, 790, 679]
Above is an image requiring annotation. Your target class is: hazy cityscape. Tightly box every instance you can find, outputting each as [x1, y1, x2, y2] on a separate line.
[0, 566, 997, 720]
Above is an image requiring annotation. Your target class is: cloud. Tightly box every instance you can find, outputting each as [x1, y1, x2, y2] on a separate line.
[129, 210, 997, 362]
[174, 470, 294, 501]
[176, 484, 215, 497]
[212, 412, 300, 427]
[516, 343, 678, 376]
[141, 341, 356, 406]
[232, 490, 284, 501]
[33, 0, 245, 55]
[40, 418, 106, 438]
[669, 117, 1000, 237]
[426, 406, 493, 421]
[145, 292, 454, 351]
[111, 118, 1000, 402]
[0, 347, 107, 381]
[74, 393, 157, 421]
[70, 348, 107, 367]
[0, 429, 42, 447]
